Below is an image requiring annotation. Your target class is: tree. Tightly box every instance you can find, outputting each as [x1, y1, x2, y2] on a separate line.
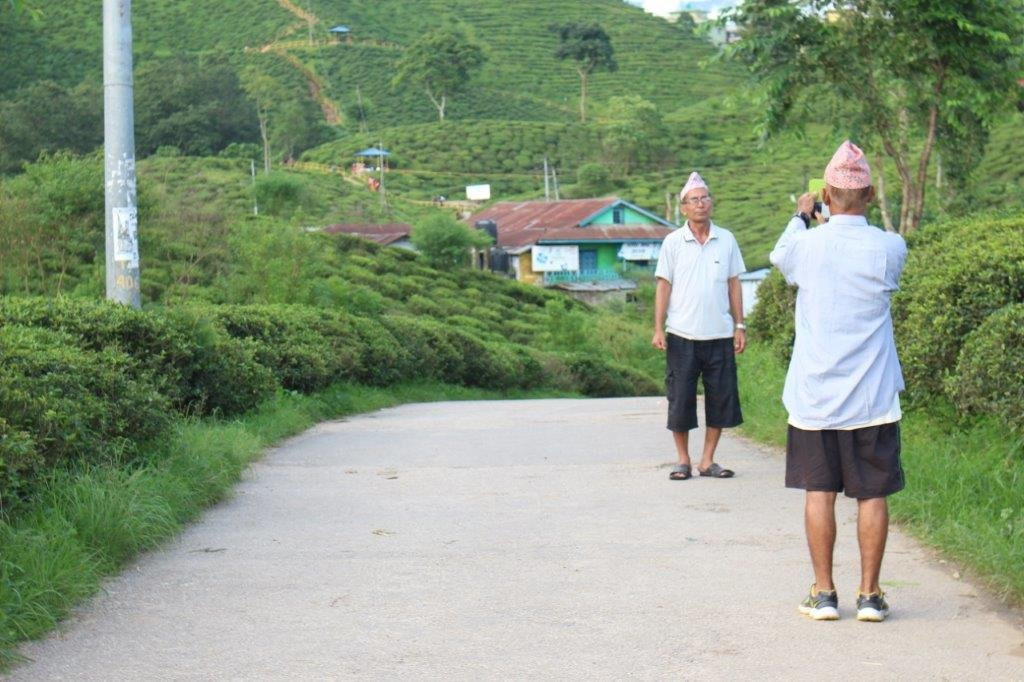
[550, 22, 617, 124]
[575, 162, 613, 196]
[134, 57, 258, 158]
[345, 87, 371, 134]
[600, 95, 670, 174]
[392, 27, 486, 122]
[0, 80, 102, 173]
[722, 0, 1024, 234]
[240, 67, 284, 173]
[411, 213, 492, 269]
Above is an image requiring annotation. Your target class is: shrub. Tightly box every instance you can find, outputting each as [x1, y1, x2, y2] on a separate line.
[0, 297, 276, 416]
[565, 354, 661, 397]
[947, 304, 1024, 430]
[892, 216, 1024, 396]
[746, 268, 796, 362]
[254, 172, 305, 216]
[0, 325, 171, 505]
[410, 213, 492, 269]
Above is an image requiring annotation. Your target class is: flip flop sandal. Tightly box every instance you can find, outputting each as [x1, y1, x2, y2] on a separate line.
[669, 463, 692, 480]
[699, 463, 735, 478]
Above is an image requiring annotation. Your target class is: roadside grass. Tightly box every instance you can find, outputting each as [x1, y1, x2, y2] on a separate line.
[0, 381, 577, 669]
[737, 343, 1024, 604]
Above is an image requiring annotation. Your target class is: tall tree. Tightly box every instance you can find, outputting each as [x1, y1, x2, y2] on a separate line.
[550, 22, 617, 124]
[240, 67, 283, 173]
[600, 95, 670, 174]
[392, 27, 486, 122]
[722, 0, 1024, 234]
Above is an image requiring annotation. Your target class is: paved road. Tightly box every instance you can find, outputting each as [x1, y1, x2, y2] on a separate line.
[10, 398, 1024, 680]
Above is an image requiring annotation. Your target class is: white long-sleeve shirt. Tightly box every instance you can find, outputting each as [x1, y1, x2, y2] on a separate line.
[769, 214, 907, 429]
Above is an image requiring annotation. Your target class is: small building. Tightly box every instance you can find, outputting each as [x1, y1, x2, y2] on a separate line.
[739, 267, 770, 316]
[329, 25, 352, 44]
[465, 198, 675, 290]
[323, 222, 414, 250]
[352, 147, 389, 174]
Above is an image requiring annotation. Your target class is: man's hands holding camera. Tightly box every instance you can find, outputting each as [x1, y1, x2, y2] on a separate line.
[797, 192, 827, 226]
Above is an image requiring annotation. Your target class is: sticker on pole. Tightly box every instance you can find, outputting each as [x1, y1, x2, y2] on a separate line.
[113, 206, 139, 267]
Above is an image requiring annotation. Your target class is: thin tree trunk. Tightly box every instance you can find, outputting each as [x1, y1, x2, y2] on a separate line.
[426, 89, 446, 121]
[258, 108, 270, 174]
[577, 68, 588, 123]
[874, 153, 895, 232]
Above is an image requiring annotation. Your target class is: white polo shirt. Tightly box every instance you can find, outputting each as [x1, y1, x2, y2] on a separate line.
[655, 222, 745, 340]
[769, 214, 907, 429]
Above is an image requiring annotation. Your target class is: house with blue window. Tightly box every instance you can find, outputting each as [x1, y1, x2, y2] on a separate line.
[465, 198, 675, 289]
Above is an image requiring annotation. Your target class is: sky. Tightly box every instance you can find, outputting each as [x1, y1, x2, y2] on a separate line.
[623, 0, 737, 19]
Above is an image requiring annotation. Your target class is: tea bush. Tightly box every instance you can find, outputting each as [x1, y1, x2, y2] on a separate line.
[947, 304, 1024, 431]
[892, 216, 1024, 396]
[745, 268, 796, 362]
[0, 297, 276, 416]
[0, 325, 171, 506]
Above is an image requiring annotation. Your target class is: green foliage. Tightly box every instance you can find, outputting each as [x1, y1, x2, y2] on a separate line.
[0, 324, 171, 507]
[722, 0, 1024, 233]
[134, 56, 258, 158]
[600, 95, 670, 174]
[550, 21, 618, 122]
[254, 172, 307, 217]
[0, 153, 104, 295]
[0, 80, 102, 173]
[0, 296, 277, 417]
[746, 268, 796, 362]
[892, 215, 1024, 397]
[948, 304, 1024, 431]
[392, 26, 486, 121]
[411, 213, 492, 269]
[576, 162, 613, 196]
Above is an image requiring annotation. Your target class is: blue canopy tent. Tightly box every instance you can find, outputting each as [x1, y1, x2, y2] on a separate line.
[354, 147, 389, 172]
[328, 25, 352, 43]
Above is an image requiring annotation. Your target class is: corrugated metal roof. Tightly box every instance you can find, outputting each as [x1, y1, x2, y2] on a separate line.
[466, 198, 675, 249]
[323, 223, 411, 246]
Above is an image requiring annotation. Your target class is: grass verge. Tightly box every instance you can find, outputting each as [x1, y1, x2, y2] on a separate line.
[0, 381, 576, 669]
[737, 343, 1024, 603]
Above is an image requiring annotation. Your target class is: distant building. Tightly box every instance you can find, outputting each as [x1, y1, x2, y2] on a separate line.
[328, 25, 352, 44]
[465, 197, 675, 297]
[323, 222, 414, 250]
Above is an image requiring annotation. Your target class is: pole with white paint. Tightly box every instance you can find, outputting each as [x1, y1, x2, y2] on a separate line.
[103, 0, 141, 308]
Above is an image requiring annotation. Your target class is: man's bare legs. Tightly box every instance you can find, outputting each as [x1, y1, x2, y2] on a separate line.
[805, 491, 837, 591]
[805, 492, 889, 595]
[672, 427, 723, 470]
[857, 497, 888, 594]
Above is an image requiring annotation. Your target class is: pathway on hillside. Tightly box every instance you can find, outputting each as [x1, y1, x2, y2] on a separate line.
[11, 398, 1024, 679]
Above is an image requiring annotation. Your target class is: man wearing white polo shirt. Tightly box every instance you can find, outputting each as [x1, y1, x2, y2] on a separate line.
[652, 172, 747, 481]
[770, 140, 908, 623]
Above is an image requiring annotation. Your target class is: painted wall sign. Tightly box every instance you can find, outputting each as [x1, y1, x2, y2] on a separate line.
[532, 245, 579, 272]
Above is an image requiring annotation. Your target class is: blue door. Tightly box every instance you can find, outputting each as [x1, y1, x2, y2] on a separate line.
[579, 249, 598, 273]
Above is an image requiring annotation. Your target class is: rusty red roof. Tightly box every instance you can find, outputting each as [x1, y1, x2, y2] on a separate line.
[465, 198, 674, 248]
[323, 223, 411, 245]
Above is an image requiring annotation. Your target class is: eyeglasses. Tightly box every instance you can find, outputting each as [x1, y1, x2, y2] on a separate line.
[683, 195, 713, 206]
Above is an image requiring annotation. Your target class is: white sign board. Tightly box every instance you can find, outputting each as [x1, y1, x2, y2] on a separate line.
[466, 184, 491, 201]
[618, 242, 660, 261]
[112, 206, 139, 268]
[532, 245, 579, 272]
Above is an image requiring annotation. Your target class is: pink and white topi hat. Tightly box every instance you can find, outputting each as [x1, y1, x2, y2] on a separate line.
[825, 140, 871, 189]
[679, 171, 709, 201]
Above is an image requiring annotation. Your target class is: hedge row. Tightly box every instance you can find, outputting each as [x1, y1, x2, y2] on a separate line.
[748, 214, 1024, 430]
[0, 296, 658, 510]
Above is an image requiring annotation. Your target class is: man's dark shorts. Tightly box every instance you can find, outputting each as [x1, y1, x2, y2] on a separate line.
[785, 422, 904, 499]
[665, 333, 742, 432]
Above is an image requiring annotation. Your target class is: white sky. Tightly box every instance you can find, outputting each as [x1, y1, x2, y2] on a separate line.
[624, 0, 736, 19]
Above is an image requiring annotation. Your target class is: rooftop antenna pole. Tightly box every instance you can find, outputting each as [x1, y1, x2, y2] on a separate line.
[552, 165, 560, 201]
[103, 0, 141, 309]
[543, 156, 550, 200]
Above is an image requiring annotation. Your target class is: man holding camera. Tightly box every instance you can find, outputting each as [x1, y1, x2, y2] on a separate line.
[770, 141, 908, 622]
[652, 172, 746, 481]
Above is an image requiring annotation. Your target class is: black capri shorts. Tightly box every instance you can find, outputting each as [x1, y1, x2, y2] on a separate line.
[785, 422, 905, 499]
[665, 334, 743, 432]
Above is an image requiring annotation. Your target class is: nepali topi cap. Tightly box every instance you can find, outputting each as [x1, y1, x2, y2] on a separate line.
[824, 140, 872, 189]
[679, 171, 709, 201]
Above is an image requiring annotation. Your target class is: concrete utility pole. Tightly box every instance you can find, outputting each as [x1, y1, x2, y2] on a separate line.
[103, 0, 141, 308]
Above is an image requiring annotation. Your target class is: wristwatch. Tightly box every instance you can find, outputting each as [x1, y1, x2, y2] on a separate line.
[735, 323, 747, 331]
